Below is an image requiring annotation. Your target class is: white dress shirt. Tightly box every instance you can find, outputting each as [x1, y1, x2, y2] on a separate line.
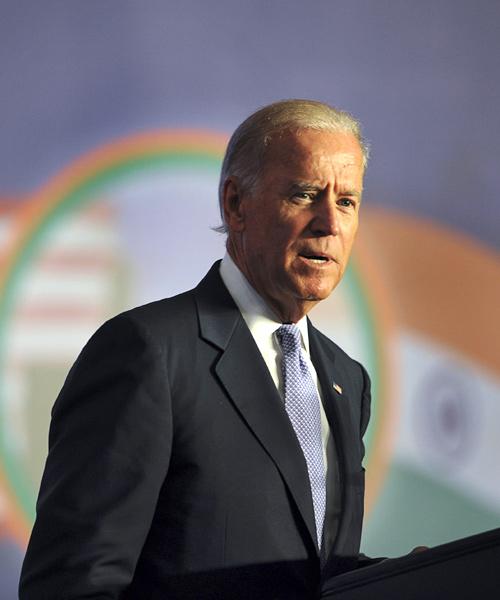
[219, 253, 331, 468]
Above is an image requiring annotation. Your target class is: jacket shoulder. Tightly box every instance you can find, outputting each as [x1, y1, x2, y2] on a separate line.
[117, 288, 197, 331]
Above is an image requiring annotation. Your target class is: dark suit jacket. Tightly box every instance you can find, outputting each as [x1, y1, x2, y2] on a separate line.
[19, 262, 371, 599]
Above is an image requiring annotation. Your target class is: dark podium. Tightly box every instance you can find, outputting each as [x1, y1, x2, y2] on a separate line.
[321, 528, 500, 599]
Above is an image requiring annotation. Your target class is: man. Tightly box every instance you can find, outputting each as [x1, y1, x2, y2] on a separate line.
[20, 99, 371, 599]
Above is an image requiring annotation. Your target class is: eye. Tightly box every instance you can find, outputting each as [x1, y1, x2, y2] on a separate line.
[291, 191, 315, 203]
[337, 197, 356, 208]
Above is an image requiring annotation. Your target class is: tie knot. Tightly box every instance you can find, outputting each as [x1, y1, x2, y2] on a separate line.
[276, 324, 302, 355]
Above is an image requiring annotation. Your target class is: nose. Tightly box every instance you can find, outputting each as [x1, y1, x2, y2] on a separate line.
[309, 189, 340, 236]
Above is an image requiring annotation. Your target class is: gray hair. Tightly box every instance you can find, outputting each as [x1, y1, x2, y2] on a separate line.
[216, 99, 370, 234]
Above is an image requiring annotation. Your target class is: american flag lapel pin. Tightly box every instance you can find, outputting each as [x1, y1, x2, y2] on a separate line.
[332, 382, 343, 395]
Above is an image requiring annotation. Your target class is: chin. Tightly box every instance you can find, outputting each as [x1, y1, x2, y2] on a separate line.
[297, 272, 339, 296]
[284, 275, 338, 306]
[298, 286, 335, 303]
[304, 292, 333, 303]
[302, 281, 338, 302]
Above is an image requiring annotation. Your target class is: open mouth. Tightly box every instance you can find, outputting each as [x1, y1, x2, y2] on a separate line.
[299, 253, 332, 264]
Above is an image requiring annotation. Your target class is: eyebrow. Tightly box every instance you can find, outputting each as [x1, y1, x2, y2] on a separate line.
[338, 189, 362, 197]
[287, 182, 323, 194]
[288, 182, 362, 197]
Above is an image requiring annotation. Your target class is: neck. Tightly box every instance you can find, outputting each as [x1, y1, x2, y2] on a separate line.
[276, 301, 316, 324]
[226, 241, 316, 323]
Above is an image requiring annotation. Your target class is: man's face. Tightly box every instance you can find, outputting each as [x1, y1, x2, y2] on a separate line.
[225, 128, 365, 322]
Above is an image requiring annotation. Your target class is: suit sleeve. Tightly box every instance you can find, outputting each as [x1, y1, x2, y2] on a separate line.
[19, 314, 173, 599]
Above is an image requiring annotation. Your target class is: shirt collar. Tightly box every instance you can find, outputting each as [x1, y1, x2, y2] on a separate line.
[219, 252, 310, 352]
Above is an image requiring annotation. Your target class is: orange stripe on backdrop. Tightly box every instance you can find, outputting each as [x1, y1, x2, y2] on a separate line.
[0, 471, 31, 545]
[360, 207, 500, 375]
[0, 130, 227, 293]
[0, 199, 21, 213]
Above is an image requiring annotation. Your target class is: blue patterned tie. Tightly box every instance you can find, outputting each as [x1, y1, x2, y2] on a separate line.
[276, 324, 326, 549]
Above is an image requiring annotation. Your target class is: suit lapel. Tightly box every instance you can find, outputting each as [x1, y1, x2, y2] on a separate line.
[308, 320, 354, 471]
[194, 263, 319, 552]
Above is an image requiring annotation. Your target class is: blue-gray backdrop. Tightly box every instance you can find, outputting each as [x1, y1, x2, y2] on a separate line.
[1, 1, 499, 597]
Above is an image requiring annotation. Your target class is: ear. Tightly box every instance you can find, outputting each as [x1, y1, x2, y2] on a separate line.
[222, 177, 246, 232]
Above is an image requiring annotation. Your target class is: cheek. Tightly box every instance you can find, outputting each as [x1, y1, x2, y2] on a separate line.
[342, 221, 359, 251]
[247, 216, 302, 269]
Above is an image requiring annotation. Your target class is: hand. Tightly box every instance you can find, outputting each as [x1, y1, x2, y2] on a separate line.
[409, 545, 429, 554]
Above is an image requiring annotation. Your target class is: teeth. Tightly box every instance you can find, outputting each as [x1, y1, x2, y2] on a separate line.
[305, 256, 327, 263]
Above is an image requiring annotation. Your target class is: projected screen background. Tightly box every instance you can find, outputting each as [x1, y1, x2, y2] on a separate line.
[1, 1, 499, 595]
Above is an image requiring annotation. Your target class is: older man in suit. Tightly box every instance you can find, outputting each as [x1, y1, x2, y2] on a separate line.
[20, 99, 371, 599]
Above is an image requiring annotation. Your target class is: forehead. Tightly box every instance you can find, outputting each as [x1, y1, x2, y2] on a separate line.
[260, 128, 364, 179]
